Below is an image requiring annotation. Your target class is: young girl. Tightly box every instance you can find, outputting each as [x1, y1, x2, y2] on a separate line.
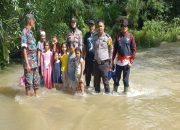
[52, 52, 62, 90]
[52, 35, 61, 54]
[41, 41, 53, 89]
[67, 44, 76, 90]
[60, 43, 68, 89]
[75, 47, 85, 95]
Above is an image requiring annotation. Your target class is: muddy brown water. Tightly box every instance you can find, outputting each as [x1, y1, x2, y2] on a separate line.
[0, 42, 180, 130]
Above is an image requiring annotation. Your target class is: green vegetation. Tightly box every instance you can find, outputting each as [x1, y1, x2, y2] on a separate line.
[0, 0, 180, 69]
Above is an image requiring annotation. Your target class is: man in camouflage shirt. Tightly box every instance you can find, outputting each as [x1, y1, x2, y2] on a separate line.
[21, 14, 39, 96]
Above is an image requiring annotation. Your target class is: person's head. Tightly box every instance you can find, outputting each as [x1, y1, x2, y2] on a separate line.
[40, 30, 46, 42]
[97, 20, 105, 35]
[121, 19, 129, 34]
[61, 43, 67, 54]
[70, 17, 77, 29]
[54, 52, 59, 61]
[52, 35, 58, 44]
[44, 41, 50, 51]
[88, 20, 95, 32]
[75, 47, 82, 59]
[25, 14, 36, 27]
[70, 44, 75, 54]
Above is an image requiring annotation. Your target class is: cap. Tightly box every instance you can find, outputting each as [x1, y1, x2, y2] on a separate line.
[121, 19, 128, 26]
[88, 20, 95, 25]
[25, 14, 36, 21]
[71, 17, 77, 22]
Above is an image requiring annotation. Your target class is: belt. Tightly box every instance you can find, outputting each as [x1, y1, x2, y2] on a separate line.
[96, 59, 109, 65]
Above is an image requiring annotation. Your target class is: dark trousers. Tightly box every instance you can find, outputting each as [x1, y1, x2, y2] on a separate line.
[39, 66, 44, 85]
[114, 64, 130, 92]
[94, 61, 110, 93]
[85, 58, 94, 86]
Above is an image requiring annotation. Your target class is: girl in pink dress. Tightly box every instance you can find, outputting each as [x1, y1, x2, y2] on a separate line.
[41, 41, 53, 89]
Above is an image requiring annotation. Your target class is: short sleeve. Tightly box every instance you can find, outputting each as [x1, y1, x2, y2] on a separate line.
[21, 30, 28, 48]
[37, 41, 40, 50]
[107, 36, 112, 46]
[37, 41, 43, 51]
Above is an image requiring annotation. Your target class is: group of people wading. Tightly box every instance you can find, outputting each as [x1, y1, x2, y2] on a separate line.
[21, 14, 136, 97]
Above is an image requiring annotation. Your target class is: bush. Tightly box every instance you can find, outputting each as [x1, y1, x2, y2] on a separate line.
[131, 19, 180, 48]
[131, 30, 160, 48]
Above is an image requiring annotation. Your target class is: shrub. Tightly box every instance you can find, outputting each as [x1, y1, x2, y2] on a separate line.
[131, 19, 180, 48]
[131, 29, 160, 48]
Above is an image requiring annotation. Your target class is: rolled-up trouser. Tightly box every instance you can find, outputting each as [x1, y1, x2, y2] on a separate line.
[24, 67, 40, 90]
[94, 60, 110, 93]
[113, 64, 130, 92]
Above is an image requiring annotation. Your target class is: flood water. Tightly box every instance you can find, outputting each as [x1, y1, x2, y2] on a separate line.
[0, 42, 180, 130]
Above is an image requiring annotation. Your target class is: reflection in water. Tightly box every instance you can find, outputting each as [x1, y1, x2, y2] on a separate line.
[0, 42, 180, 130]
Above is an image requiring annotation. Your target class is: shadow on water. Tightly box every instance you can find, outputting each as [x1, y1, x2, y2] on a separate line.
[0, 87, 20, 98]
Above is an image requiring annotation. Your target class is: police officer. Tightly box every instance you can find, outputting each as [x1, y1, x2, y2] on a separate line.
[93, 20, 113, 94]
[112, 19, 136, 93]
[84, 20, 95, 88]
[66, 17, 83, 50]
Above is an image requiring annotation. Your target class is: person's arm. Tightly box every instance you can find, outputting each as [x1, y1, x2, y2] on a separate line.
[21, 29, 31, 72]
[40, 53, 44, 76]
[37, 49, 41, 66]
[79, 31, 83, 51]
[112, 35, 118, 66]
[130, 34, 136, 64]
[107, 36, 113, 61]
[23, 48, 31, 72]
[50, 51, 53, 68]
[80, 59, 85, 82]
[83, 33, 87, 58]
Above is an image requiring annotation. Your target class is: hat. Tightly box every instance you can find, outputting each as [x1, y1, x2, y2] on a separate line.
[40, 31, 46, 38]
[88, 20, 95, 25]
[25, 14, 36, 21]
[71, 17, 77, 22]
[121, 19, 128, 26]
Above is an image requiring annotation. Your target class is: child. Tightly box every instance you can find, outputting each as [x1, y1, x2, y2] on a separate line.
[53, 52, 62, 90]
[75, 47, 85, 95]
[52, 35, 61, 54]
[60, 43, 68, 89]
[41, 41, 53, 89]
[37, 30, 46, 85]
[67, 44, 76, 90]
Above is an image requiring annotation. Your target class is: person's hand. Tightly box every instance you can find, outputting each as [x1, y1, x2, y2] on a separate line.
[128, 63, 132, 68]
[80, 78, 83, 83]
[26, 64, 31, 72]
[110, 61, 114, 70]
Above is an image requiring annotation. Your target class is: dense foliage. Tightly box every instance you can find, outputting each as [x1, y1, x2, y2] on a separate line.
[0, 0, 180, 69]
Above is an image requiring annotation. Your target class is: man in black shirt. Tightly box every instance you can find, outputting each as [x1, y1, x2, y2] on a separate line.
[84, 20, 95, 88]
